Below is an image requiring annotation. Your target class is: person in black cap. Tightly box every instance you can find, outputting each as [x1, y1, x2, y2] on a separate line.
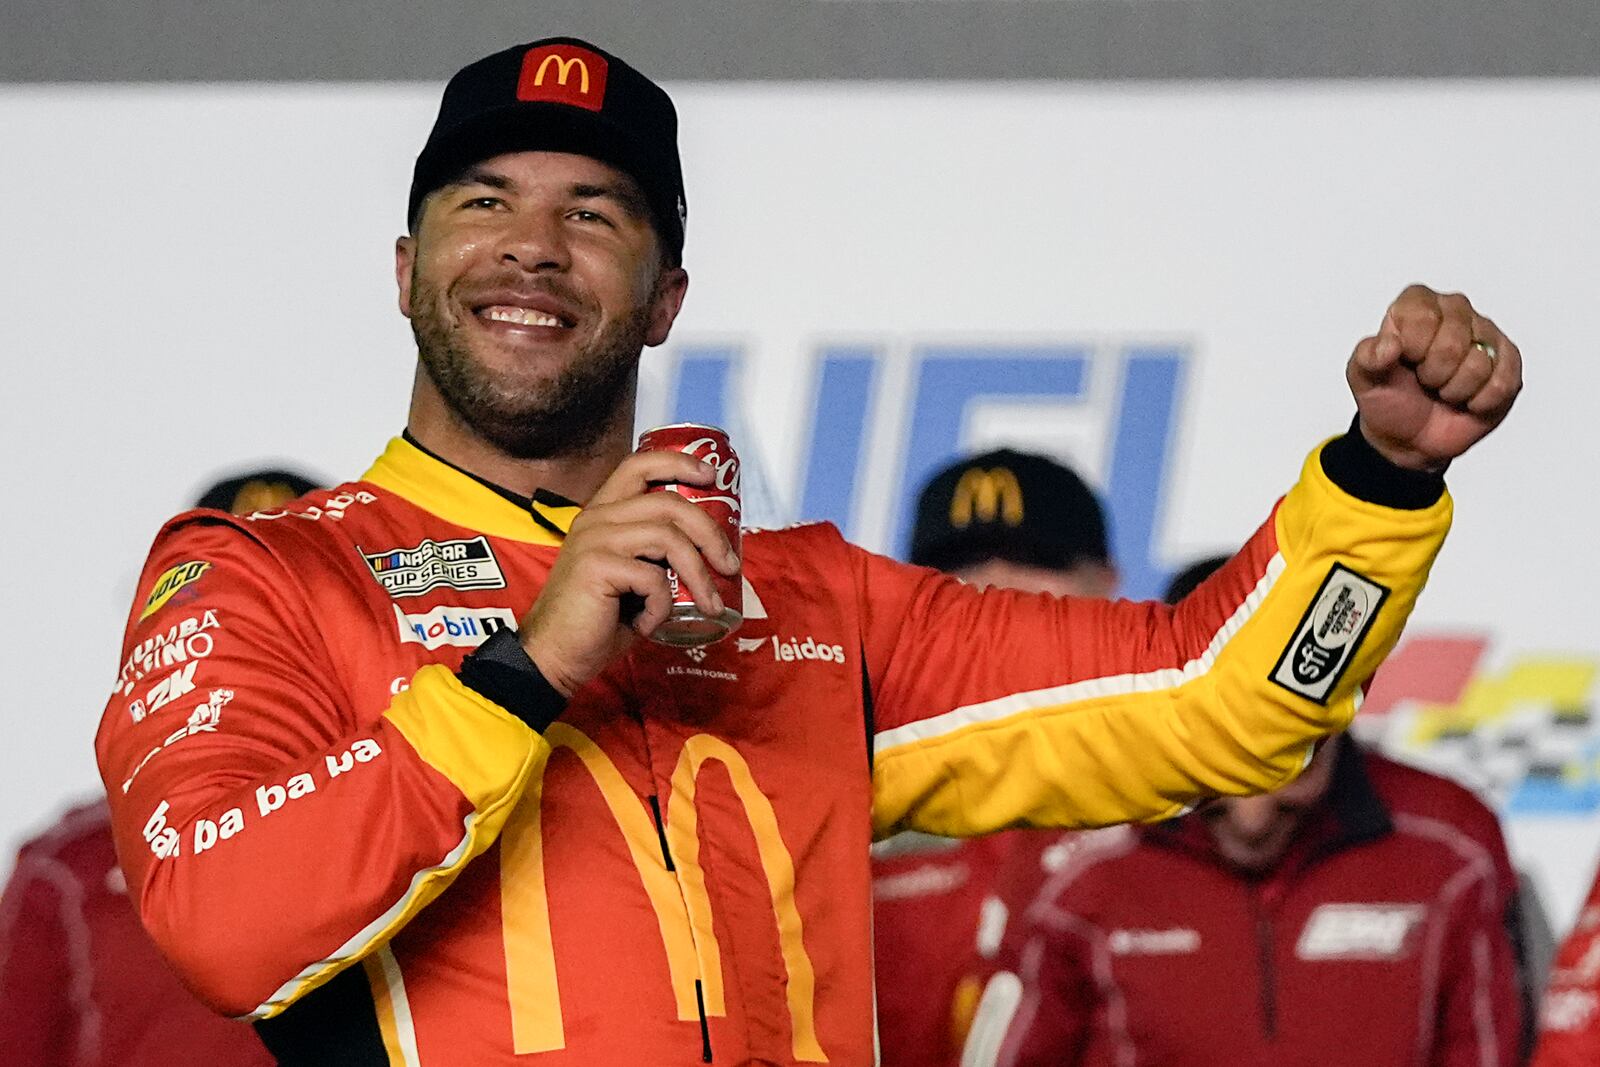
[908, 448, 1117, 599]
[1, 468, 318, 1067]
[875, 449, 1118, 1067]
[94, 32, 1522, 1067]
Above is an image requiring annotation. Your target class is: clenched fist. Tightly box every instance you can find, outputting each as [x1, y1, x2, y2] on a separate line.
[1349, 285, 1523, 472]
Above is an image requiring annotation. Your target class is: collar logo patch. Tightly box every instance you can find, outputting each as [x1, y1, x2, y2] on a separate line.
[139, 561, 211, 621]
[517, 45, 609, 112]
[363, 536, 506, 599]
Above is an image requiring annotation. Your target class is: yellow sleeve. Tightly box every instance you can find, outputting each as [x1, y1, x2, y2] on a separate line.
[866, 442, 1451, 838]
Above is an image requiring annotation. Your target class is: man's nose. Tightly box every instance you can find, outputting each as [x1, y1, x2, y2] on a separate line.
[497, 212, 570, 272]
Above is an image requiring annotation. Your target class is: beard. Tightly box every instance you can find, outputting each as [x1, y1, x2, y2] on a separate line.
[409, 272, 653, 460]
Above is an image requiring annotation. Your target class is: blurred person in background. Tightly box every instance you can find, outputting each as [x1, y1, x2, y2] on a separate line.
[0, 469, 319, 1067]
[1529, 861, 1600, 1065]
[90, 33, 1521, 1066]
[959, 556, 1526, 1067]
[873, 448, 1117, 1067]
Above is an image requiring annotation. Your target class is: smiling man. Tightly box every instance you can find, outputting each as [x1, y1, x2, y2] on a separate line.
[95, 36, 1523, 1067]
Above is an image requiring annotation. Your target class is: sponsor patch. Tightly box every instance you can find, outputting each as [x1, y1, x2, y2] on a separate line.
[139, 561, 210, 621]
[1270, 564, 1390, 703]
[1295, 903, 1423, 960]
[394, 604, 516, 650]
[363, 535, 506, 599]
[143, 801, 181, 860]
[517, 44, 609, 111]
[1108, 927, 1202, 956]
[117, 609, 221, 697]
[761, 635, 847, 665]
[249, 490, 376, 523]
[121, 688, 233, 793]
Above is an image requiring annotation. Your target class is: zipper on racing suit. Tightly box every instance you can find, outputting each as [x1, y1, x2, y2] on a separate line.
[1249, 886, 1278, 1042]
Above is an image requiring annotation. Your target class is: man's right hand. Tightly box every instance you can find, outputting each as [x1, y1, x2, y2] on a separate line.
[519, 450, 740, 696]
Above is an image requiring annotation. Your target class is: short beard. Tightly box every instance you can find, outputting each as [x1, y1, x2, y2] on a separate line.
[410, 276, 652, 461]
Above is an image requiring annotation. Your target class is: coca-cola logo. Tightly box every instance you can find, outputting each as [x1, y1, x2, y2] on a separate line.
[682, 436, 741, 497]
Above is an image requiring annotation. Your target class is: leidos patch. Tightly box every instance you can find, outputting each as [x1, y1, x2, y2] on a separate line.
[517, 44, 608, 112]
[363, 536, 506, 599]
[1270, 564, 1389, 704]
[139, 561, 211, 621]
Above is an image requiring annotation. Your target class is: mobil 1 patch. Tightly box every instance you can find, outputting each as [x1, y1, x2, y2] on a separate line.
[363, 536, 506, 599]
[1269, 563, 1390, 704]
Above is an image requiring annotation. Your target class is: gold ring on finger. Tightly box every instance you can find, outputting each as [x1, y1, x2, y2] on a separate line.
[1471, 339, 1498, 363]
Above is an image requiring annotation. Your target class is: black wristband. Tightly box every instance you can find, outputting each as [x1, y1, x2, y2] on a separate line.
[457, 627, 566, 732]
[1319, 416, 1446, 510]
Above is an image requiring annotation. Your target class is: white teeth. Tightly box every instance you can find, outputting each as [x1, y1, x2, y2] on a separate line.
[484, 306, 565, 327]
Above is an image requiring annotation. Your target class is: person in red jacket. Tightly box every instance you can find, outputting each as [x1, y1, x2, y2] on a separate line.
[0, 470, 317, 1067]
[962, 566, 1525, 1067]
[92, 33, 1523, 1067]
[1530, 864, 1600, 1065]
[873, 449, 1117, 1067]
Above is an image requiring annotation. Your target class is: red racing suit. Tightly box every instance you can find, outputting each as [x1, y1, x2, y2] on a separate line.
[95, 432, 1450, 1065]
[962, 741, 1522, 1067]
[0, 801, 273, 1066]
[1531, 865, 1600, 1066]
[872, 831, 1024, 1067]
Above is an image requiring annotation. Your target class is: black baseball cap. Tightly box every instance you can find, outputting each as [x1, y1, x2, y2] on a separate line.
[409, 37, 687, 264]
[1163, 555, 1231, 606]
[195, 468, 322, 515]
[909, 449, 1110, 573]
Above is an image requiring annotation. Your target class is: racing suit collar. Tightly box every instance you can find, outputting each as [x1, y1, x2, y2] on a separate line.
[361, 434, 580, 545]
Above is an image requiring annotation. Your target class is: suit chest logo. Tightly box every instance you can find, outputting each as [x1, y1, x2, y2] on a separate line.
[1295, 903, 1424, 961]
[394, 604, 516, 649]
[363, 536, 507, 598]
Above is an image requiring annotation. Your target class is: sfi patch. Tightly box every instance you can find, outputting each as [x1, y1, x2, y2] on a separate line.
[1270, 563, 1389, 704]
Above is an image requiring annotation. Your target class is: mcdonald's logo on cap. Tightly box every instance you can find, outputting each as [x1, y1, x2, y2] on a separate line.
[950, 468, 1025, 529]
[517, 44, 609, 111]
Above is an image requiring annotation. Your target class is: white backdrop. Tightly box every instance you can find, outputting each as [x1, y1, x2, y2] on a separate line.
[2, 79, 1597, 926]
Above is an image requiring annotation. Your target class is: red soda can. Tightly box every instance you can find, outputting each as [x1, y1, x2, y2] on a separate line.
[636, 423, 743, 647]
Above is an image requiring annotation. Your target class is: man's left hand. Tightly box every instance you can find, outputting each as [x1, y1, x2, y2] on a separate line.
[1347, 285, 1523, 472]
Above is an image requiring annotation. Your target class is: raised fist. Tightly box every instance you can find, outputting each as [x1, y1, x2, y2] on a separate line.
[1348, 285, 1523, 472]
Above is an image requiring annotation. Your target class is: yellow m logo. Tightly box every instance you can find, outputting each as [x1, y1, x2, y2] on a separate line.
[533, 54, 590, 93]
[949, 468, 1025, 529]
[499, 725, 827, 1061]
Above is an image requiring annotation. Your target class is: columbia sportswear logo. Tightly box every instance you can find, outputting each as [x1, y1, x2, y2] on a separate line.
[741, 635, 847, 664]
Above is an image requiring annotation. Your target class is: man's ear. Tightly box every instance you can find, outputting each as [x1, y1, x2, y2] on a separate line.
[395, 235, 417, 318]
[645, 267, 689, 348]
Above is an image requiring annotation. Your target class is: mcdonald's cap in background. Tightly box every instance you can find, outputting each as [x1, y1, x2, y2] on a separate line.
[909, 448, 1109, 573]
[194, 468, 322, 516]
[409, 36, 687, 263]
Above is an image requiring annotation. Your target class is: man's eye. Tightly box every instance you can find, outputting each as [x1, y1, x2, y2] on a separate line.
[569, 209, 611, 225]
[462, 196, 503, 210]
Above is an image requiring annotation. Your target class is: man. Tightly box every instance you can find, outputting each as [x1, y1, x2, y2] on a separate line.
[873, 449, 1117, 1067]
[93, 35, 1520, 1066]
[0, 470, 317, 1067]
[961, 558, 1524, 1067]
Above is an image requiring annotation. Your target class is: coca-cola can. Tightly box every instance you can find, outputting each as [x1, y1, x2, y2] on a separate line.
[636, 423, 743, 647]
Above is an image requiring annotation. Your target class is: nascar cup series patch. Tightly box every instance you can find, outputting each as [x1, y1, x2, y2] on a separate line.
[1270, 563, 1390, 704]
[139, 561, 211, 621]
[362, 536, 506, 599]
